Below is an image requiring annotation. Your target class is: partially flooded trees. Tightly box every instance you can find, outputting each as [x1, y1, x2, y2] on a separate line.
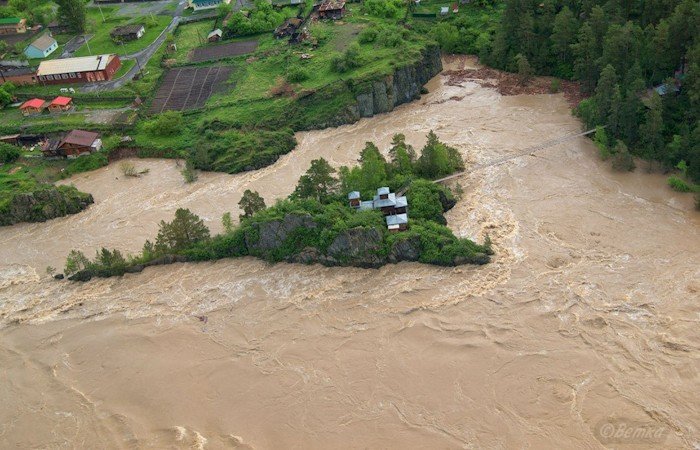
[155, 208, 210, 254]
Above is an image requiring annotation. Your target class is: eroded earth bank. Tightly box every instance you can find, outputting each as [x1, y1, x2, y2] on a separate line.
[0, 57, 698, 449]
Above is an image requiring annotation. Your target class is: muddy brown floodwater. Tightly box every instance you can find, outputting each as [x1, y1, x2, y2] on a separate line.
[1, 56, 699, 449]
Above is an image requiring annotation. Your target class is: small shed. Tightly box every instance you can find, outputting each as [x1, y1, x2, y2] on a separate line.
[110, 24, 146, 42]
[20, 98, 46, 116]
[386, 214, 408, 232]
[440, 6, 449, 15]
[25, 34, 58, 59]
[274, 18, 302, 38]
[48, 96, 73, 113]
[318, 0, 346, 19]
[0, 18, 26, 35]
[207, 29, 222, 42]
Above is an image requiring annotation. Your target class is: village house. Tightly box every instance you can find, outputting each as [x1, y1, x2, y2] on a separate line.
[24, 34, 58, 59]
[0, 65, 37, 85]
[110, 24, 145, 42]
[207, 29, 222, 43]
[19, 98, 46, 116]
[349, 187, 410, 232]
[318, 0, 346, 19]
[0, 17, 26, 35]
[188, 0, 231, 11]
[36, 54, 121, 84]
[42, 130, 102, 158]
[48, 96, 74, 113]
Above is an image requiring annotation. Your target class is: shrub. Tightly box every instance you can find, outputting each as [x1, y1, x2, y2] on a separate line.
[358, 27, 378, 44]
[0, 142, 21, 163]
[549, 79, 562, 93]
[667, 176, 693, 192]
[362, 0, 404, 18]
[287, 66, 309, 83]
[143, 111, 183, 137]
[63, 152, 109, 177]
[331, 43, 362, 73]
[611, 141, 635, 172]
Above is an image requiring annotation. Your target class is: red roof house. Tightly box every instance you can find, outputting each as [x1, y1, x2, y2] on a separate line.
[48, 96, 73, 112]
[20, 98, 46, 115]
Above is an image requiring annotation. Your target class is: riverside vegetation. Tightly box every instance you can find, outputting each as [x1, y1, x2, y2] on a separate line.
[62, 133, 493, 281]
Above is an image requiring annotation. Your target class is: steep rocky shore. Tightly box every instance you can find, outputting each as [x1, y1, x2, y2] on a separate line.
[0, 186, 94, 227]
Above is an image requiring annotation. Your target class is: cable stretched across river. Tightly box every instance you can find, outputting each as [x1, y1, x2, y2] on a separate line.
[433, 128, 600, 183]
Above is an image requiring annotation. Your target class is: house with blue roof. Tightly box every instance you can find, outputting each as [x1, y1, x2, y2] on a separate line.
[348, 187, 409, 232]
[24, 34, 58, 59]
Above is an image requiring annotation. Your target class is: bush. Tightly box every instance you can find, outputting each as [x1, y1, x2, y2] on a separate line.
[611, 141, 635, 172]
[331, 43, 362, 73]
[549, 79, 562, 93]
[0, 142, 21, 163]
[143, 111, 183, 137]
[224, 0, 286, 37]
[63, 152, 109, 177]
[287, 66, 309, 83]
[362, 0, 404, 18]
[667, 176, 693, 192]
[358, 27, 378, 44]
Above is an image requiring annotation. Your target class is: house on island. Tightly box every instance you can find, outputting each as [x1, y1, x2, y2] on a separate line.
[207, 29, 222, 42]
[0, 17, 26, 35]
[24, 34, 58, 59]
[349, 187, 409, 232]
[20, 98, 46, 116]
[110, 24, 145, 42]
[0, 65, 37, 85]
[42, 130, 102, 158]
[37, 54, 121, 84]
[318, 0, 346, 19]
[188, 0, 231, 11]
[48, 96, 74, 113]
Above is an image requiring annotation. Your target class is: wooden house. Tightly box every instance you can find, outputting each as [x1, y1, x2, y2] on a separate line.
[20, 98, 46, 116]
[110, 24, 145, 42]
[207, 29, 222, 42]
[318, 0, 346, 19]
[0, 17, 26, 35]
[48, 96, 73, 113]
[42, 130, 102, 157]
[37, 54, 121, 84]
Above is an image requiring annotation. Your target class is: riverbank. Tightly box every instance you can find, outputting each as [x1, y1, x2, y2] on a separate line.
[0, 55, 698, 448]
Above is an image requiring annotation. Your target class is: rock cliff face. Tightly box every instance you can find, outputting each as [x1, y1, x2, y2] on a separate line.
[0, 186, 94, 227]
[353, 44, 443, 119]
[245, 213, 425, 269]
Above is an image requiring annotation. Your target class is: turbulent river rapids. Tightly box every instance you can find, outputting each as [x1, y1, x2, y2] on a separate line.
[0, 57, 698, 449]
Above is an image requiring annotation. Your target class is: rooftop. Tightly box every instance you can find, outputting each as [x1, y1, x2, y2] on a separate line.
[50, 96, 72, 106]
[62, 130, 99, 147]
[37, 54, 116, 77]
[28, 34, 57, 52]
[319, 0, 346, 11]
[20, 98, 45, 109]
[111, 24, 145, 36]
[386, 214, 408, 226]
[0, 65, 36, 77]
[0, 17, 22, 25]
[207, 29, 222, 39]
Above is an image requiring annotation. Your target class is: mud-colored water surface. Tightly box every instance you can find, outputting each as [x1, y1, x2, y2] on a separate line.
[1, 57, 698, 449]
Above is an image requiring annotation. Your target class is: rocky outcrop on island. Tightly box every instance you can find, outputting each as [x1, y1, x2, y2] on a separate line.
[0, 186, 94, 227]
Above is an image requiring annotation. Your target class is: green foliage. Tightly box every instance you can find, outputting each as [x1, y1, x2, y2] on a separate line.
[181, 159, 198, 183]
[358, 27, 378, 44]
[362, 0, 405, 18]
[155, 208, 210, 254]
[416, 131, 464, 179]
[292, 157, 339, 202]
[0, 142, 20, 164]
[667, 176, 693, 192]
[287, 66, 309, 83]
[331, 42, 363, 73]
[515, 53, 533, 85]
[406, 179, 452, 225]
[593, 126, 611, 160]
[222, 212, 234, 233]
[64, 249, 89, 276]
[55, 0, 86, 33]
[63, 152, 109, 177]
[611, 141, 635, 172]
[225, 0, 287, 37]
[238, 189, 266, 219]
[143, 111, 183, 137]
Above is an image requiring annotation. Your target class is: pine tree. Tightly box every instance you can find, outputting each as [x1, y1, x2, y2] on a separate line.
[572, 23, 599, 94]
[56, 0, 86, 34]
[607, 84, 623, 136]
[551, 6, 578, 75]
[639, 93, 664, 170]
[515, 53, 533, 85]
[594, 64, 617, 124]
[292, 158, 339, 203]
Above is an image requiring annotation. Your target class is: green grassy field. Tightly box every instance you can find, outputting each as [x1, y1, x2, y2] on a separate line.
[169, 19, 217, 64]
[73, 8, 171, 57]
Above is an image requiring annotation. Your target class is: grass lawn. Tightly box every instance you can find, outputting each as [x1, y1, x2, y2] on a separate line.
[113, 59, 136, 79]
[170, 19, 216, 64]
[73, 7, 171, 57]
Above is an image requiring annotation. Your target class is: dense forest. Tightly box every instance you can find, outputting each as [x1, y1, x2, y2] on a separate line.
[432, 0, 700, 185]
